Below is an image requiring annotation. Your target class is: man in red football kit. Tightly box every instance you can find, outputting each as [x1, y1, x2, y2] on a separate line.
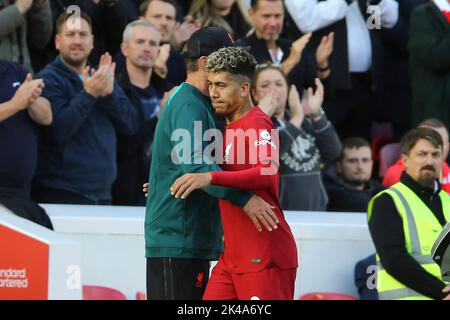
[383, 118, 450, 193]
[170, 46, 298, 300]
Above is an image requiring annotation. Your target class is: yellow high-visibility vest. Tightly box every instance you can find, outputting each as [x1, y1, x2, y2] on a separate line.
[368, 182, 450, 300]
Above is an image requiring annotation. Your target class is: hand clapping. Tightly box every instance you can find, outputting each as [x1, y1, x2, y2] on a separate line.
[82, 53, 116, 98]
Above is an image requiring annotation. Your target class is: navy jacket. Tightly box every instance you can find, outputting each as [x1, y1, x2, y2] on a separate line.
[112, 58, 168, 205]
[0, 61, 36, 196]
[34, 56, 138, 201]
[236, 33, 317, 94]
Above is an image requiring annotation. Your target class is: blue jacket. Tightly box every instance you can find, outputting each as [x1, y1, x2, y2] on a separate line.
[35, 56, 138, 200]
[0, 61, 36, 196]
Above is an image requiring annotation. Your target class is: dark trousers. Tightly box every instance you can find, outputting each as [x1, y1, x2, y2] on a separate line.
[324, 72, 376, 140]
[146, 258, 210, 300]
[354, 254, 379, 300]
[32, 187, 111, 205]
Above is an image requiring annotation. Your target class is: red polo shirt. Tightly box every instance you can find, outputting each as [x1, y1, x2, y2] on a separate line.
[382, 159, 450, 193]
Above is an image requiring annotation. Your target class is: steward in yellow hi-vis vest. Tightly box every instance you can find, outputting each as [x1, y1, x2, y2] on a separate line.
[368, 127, 450, 300]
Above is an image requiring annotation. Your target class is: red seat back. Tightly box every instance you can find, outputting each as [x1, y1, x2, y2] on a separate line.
[135, 291, 147, 300]
[82, 285, 127, 300]
[378, 143, 401, 178]
[299, 292, 357, 300]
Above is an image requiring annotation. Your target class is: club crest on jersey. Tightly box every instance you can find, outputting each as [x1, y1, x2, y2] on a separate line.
[224, 142, 233, 162]
[255, 130, 277, 150]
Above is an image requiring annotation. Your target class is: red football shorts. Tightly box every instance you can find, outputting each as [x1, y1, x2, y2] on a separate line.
[203, 259, 297, 300]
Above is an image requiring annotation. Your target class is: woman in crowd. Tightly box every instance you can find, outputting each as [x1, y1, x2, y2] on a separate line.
[189, 0, 252, 39]
[251, 64, 341, 211]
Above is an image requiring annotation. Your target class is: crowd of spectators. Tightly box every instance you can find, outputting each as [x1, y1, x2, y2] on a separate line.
[1, 0, 449, 211]
[0, 3, 447, 216]
[1, 0, 450, 301]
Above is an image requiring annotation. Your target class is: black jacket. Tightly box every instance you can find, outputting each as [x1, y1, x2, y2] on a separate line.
[409, 2, 450, 131]
[236, 33, 317, 93]
[323, 165, 384, 212]
[112, 59, 168, 205]
[32, 0, 130, 72]
[287, 0, 383, 92]
[369, 172, 448, 299]
[377, 0, 428, 138]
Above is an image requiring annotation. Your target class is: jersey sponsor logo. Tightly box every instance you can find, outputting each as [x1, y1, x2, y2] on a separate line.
[255, 130, 277, 149]
[260, 130, 271, 140]
[255, 140, 277, 149]
[224, 142, 233, 162]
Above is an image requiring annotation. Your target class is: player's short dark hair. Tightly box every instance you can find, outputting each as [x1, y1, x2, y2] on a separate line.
[205, 47, 257, 83]
[139, 0, 178, 17]
[337, 137, 370, 162]
[184, 55, 199, 73]
[56, 11, 92, 34]
[251, 0, 283, 10]
[400, 127, 443, 156]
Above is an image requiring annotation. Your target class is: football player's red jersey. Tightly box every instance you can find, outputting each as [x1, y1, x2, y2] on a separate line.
[210, 107, 298, 273]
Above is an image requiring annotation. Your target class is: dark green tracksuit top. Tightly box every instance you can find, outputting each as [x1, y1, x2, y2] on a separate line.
[145, 83, 252, 260]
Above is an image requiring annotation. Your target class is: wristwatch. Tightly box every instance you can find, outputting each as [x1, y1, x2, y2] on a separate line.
[312, 108, 325, 121]
[368, 0, 382, 5]
[104, 0, 119, 6]
[317, 65, 330, 72]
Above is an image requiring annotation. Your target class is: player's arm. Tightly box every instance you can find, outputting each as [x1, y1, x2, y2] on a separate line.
[148, 165, 274, 196]
[171, 162, 278, 197]
[208, 115, 280, 190]
[171, 104, 279, 232]
[172, 102, 252, 207]
[171, 116, 279, 196]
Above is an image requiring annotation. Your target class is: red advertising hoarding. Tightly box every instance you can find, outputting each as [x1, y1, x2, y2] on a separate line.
[0, 224, 49, 299]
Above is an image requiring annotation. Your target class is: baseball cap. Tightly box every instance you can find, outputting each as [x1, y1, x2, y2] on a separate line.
[184, 26, 235, 59]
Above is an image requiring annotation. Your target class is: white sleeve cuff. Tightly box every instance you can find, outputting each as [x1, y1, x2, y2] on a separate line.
[378, 0, 399, 29]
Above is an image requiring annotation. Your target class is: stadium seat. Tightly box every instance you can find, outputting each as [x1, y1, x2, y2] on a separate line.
[371, 122, 393, 141]
[370, 122, 394, 165]
[299, 292, 357, 300]
[82, 285, 127, 300]
[378, 143, 401, 178]
[371, 137, 393, 162]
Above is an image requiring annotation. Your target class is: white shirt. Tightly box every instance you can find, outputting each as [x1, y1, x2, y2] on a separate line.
[347, 1, 372, 72]
[285, 0, 399, 33]
[269, 47, 284, 64]
[285, 0, 399, 72]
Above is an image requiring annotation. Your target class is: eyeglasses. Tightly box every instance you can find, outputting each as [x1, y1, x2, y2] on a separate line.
[255, 62, 283, 70]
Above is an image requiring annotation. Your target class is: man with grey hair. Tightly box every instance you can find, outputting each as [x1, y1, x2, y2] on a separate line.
[112, 20, 169, 205]
[170, 46, 298, 300]
[144, 27, 279, 300]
